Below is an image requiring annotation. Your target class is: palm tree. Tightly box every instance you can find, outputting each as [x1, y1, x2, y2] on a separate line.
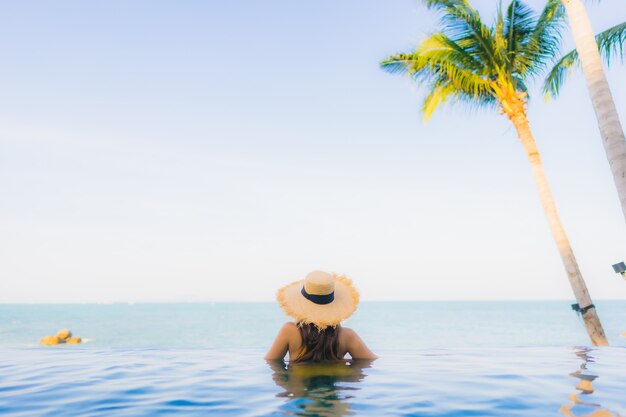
[554, 0, 626, 224]
[381, 0, 608, 345]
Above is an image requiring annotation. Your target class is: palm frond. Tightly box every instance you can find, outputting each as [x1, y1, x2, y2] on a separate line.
[494, 1, 507, 64]
[381, 31, 495, 117]
[503, 0, 536, 77]
[505, 0, 535, 50]
[380, 53, 426, 76]
[418, 33, 486, 76]
[381, 33, 493, 95]
[422, 78, 498, 120]
[422, 82, 457, 120]
[520, 0, 565, 77]
[544, 21, 626, 97]
[543, 49, 577, 97]
[597, 21, 626, 65]
[422, 0, 500, 72]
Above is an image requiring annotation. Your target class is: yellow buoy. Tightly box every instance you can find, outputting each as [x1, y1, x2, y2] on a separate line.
[40, 335, 63, 346]
[66, 337, 82, 344]
[56, 329, 72, 340]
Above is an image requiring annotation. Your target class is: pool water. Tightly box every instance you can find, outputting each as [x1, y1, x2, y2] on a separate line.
[1, 347, 625, 416]
[2, 302, 626, 416]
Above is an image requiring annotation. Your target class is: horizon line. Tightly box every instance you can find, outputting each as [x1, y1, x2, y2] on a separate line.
[2, 298, 626, 305]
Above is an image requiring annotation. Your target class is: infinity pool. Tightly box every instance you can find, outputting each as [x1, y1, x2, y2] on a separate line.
[1, 347, 625, 416]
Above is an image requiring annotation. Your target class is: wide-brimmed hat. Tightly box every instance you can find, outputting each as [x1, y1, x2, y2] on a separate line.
[277, 270, 359, 330]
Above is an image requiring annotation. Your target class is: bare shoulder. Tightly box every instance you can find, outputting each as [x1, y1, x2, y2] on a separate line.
[279, 322, 300, 338]
[265, 322, 300, 360]
[281, 321, 298, 332]
[339, 326, 357, 339]
[338, 326, 360, 345]
[339, 326, 378, 360]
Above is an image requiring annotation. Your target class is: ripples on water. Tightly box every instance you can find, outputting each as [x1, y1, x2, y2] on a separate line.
[1, 347, 625, 416]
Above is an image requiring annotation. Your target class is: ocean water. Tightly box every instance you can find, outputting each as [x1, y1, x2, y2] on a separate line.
[1, 301, 626, 416]
[1, 301, 626, 349]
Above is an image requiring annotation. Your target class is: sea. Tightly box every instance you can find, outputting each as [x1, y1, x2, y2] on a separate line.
[1, 301, 626, 416]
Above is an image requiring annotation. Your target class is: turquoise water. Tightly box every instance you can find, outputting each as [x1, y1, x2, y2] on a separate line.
[1, 301, 626, 348]
[1, 302, 626, 416]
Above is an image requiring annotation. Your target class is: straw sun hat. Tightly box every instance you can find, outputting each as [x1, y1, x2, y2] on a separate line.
[277, 270, 360, 330]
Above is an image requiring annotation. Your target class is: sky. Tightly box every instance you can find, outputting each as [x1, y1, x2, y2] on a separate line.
[1, 0, 626, 303]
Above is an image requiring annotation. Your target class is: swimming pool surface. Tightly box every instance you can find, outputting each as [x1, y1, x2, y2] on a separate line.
[2, 347, 625, 416]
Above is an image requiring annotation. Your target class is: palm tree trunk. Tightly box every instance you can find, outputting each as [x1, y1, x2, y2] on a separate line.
[561, 0, 626, 224]
[511, 112, 609, 346]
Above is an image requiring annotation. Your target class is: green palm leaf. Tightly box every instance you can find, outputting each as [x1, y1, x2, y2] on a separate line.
[422, 0, 500, 72]
[504, 0, 544, 78]
[545, 21, 626, 97]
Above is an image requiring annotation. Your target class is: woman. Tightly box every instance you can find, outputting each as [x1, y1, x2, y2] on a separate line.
[265, 270, 377, 362]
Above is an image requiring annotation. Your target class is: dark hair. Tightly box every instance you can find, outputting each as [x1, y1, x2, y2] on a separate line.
[294, 322, 342, 363]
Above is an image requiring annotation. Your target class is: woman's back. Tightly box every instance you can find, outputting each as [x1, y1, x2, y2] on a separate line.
[266, 322, 377, 362]
[293, 322, 342, 362]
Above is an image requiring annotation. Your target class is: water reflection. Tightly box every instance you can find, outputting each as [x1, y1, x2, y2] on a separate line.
[267, 359, 373, 417]
[559, 348, 618, 417]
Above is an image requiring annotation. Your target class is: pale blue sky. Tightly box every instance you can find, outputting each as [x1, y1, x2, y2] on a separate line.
[1, 0, 625, 302]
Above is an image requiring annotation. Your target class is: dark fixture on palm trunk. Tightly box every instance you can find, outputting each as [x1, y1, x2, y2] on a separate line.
[612, 262, 626, 278]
